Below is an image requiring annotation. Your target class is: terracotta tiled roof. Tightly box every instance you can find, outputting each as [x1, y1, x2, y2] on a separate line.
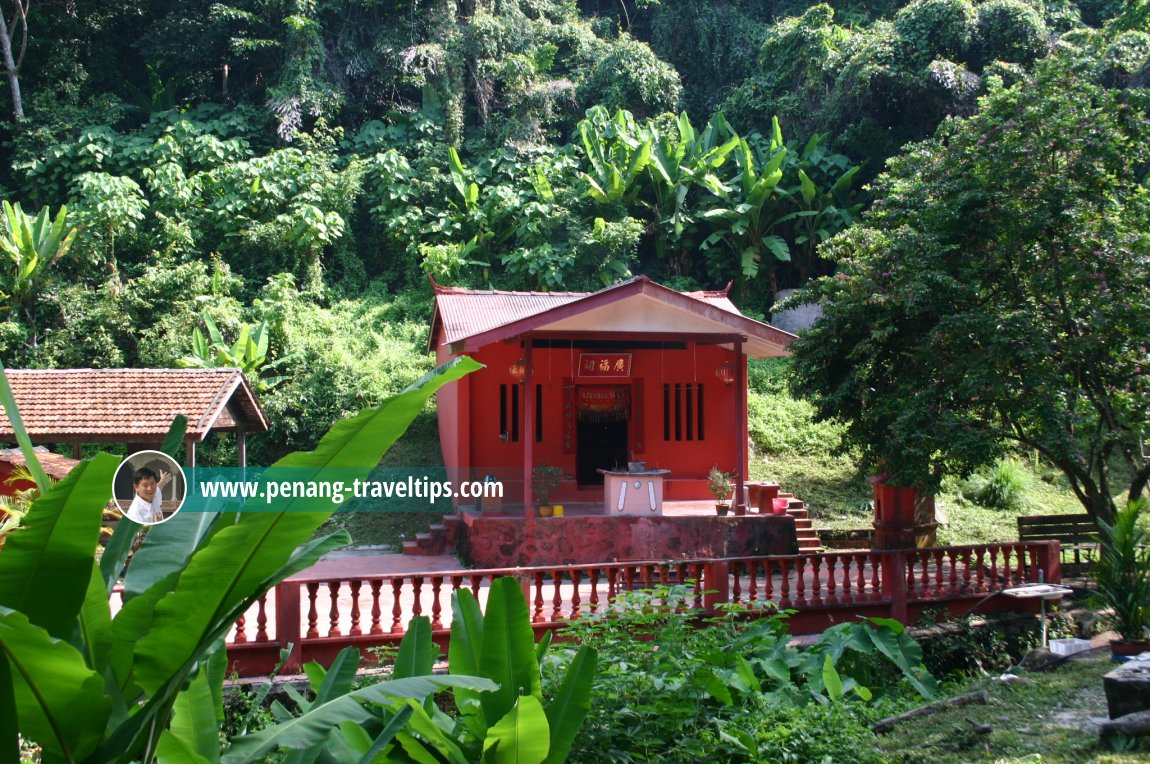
[429, 275, 795, 358]
[0, 447, 79, 479]
[0, 368, 269, 443]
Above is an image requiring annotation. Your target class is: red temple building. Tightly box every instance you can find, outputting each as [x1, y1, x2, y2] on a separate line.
[427, 275, 805, 566]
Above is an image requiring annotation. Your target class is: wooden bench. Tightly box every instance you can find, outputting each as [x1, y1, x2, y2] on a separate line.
[1017, 514, 1099, 570]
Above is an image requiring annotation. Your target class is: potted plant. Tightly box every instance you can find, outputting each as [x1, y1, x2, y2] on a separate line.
[1092, 499, 1150, 659]
[707, 466, 734, 516]
[532, 461, 563, 517]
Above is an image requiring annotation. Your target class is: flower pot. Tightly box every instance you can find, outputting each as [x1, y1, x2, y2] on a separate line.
[715, 503, 730, 516]
[537, 505, 553, 518]
[1110, 640, 1150, 662]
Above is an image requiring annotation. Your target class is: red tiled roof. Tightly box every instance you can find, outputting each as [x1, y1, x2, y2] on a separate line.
[0, 447, 79, 479]
[0, 368, 269, 443]
[429, 275, 795, 358]
[430, 277, 742, 347]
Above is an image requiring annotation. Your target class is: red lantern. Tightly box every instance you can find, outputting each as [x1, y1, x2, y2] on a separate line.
[716, 359, 736, 386]
[509, 358, 529, 382]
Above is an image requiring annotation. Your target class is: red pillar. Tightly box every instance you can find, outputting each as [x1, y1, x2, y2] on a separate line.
[274, 581, 302, 673]
[733, 337, 747, 516]
[522, 339, 536, 534]
[872, 483, 936, 548]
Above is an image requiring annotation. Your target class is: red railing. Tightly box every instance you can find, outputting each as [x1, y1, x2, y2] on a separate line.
[122, 541, 1056, 676]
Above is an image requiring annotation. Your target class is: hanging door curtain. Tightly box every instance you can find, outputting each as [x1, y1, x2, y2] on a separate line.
[576, 386, 630, 423]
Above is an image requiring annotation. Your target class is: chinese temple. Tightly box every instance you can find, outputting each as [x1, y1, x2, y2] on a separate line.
[426, 275, 805, 566]
[430, 275, 795, 503]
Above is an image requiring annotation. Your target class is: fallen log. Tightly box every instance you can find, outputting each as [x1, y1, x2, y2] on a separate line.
[873, 690, 991, 734]
[1100, 709, 1150, 741]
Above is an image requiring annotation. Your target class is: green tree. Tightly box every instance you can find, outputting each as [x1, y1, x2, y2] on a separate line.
[0, 0, 28, 120]
[790, 60, 1150, 525]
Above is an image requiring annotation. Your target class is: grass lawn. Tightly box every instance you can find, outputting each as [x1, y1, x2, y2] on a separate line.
[875, 648, 1149, 763]
[753, 451, 1089, 546]
[317, 409, 450, 551]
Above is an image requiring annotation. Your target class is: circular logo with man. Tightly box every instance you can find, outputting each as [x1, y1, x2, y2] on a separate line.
[112, 450, 187, 525]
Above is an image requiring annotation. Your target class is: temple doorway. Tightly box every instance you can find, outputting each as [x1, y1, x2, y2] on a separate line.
[575, 385, 630, 485]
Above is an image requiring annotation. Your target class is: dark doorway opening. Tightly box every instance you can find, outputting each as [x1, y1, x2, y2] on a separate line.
[576, 385, 630, 485]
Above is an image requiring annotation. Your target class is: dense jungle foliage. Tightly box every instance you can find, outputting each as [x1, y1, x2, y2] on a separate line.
[0, 0, 1147, 463]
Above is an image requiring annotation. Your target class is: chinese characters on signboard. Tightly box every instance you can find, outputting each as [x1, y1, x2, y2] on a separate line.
[577, 353, 632, 377]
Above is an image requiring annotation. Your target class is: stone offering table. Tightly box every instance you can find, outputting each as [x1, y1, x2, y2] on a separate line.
[598, 468, 671, 516]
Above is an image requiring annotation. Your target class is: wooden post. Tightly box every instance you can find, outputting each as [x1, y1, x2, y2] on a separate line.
[184, 438, 196, 468]
[237, 427, 247, 468]
[274, 581, 303, 673]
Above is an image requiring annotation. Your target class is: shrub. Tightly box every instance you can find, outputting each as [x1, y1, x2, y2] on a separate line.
[577, 36, 682, 119]
[748, 389, 846, 457]
[961, 457, 1030, 512]
[894, 0, 978, 65]
[976, 0, 1050, 66]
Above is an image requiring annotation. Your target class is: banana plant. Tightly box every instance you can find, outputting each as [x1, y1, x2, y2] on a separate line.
[576, 106, 652, 205]
[0, 357, 481, 764]
[177, 311, 295, 392]
[776, 131, 863, 281]
[389, 577, 598, 764]
[645, 111, 740, 270]
[700, 118, 791, 284]
[220, 620, 496, 764]
[0, 201, 77, 345]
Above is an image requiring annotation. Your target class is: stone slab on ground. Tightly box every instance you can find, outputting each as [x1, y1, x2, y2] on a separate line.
[1104, 655, 1150, 719]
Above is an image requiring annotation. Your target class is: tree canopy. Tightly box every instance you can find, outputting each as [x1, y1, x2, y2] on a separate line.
[790, 57, 1150, 524]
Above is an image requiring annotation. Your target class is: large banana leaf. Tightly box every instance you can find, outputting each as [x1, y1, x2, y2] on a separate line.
[482, 695, 550, 764]
[542, 645, 597, 764]
[222, 675, 497, 764]
[76, 566, 115, 675]
[393, 616, 436, 678]
[283, 646, 361, 764]
[477, 578, 541, 729]
[132, 357, 479, 696]
[448, 586, 488, 738]
[0, 364, 48, 491]
[165, 639, 227, 762]
[0, 607, 111, 764]
[123, 510, 219, 600]
[0, 454, 119, 639]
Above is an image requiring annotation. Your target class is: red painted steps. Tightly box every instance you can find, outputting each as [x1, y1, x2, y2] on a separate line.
[773, 493, 824, 553]
[402, 515, 461, 556]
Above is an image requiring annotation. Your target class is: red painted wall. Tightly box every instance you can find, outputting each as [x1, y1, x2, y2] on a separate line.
[437, 339, 745, 503]
[458, 513, 797, 567]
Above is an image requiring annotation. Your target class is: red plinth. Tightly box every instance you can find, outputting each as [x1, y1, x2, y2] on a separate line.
[873, 484, 937, 549]
[458, 513, 798, 568]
